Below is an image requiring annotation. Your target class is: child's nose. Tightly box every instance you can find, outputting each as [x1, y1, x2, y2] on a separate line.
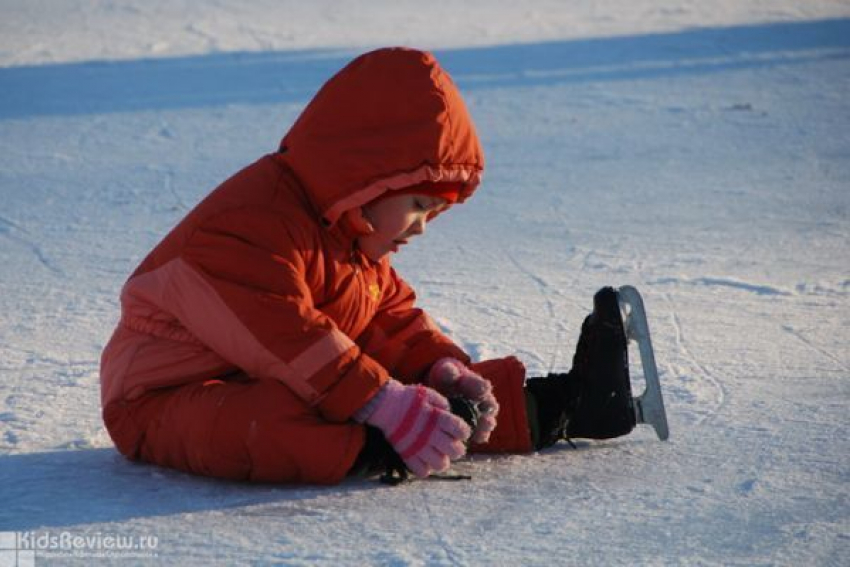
[409, 215, 426, 236]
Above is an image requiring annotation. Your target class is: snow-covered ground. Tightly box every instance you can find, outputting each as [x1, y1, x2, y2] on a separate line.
[1, 1, 849, 565]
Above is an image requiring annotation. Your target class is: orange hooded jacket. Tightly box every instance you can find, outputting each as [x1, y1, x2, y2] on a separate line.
[100, 48, 530, 483]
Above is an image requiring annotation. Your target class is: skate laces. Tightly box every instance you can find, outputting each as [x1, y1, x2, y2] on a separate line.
[379, 468, 471, 485]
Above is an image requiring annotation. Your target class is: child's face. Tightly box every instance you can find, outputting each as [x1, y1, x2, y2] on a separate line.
[358, 193, 450, 262]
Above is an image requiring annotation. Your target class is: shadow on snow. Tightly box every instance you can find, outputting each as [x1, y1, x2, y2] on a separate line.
[0, 441, 631, 530]
[0, 448, 381, 530]
[0, 18, 848, 120]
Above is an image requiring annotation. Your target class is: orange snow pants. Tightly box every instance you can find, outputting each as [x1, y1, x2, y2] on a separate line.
[103, 356, 532, 485]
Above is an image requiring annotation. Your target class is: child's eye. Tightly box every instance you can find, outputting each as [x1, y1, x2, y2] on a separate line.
[414, 199, 427, 211]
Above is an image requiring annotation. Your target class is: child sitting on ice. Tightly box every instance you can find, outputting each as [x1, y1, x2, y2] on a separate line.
[100, 47, 637, 485]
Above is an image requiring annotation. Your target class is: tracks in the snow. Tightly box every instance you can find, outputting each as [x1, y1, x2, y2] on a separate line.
[0, 214, 64, 276]
[663, 292, 727, 425]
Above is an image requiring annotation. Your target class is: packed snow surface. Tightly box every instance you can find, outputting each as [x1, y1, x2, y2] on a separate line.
[1, 1, 848, 565]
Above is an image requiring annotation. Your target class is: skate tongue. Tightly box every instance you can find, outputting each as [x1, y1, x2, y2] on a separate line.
[449, 396, 481, 442]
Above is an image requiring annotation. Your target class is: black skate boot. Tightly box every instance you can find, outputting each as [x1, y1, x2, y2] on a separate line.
[565, 286, 636, 439]
[525, 286, 637, 449]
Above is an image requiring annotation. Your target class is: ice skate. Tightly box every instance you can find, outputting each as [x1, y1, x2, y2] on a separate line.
[525, 285, 669, 448]
[566, 285, 669, 440]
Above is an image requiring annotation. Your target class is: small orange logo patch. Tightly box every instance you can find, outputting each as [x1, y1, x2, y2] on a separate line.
[368, 283, 381, 302]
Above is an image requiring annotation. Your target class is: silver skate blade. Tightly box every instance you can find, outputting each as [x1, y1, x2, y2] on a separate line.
[617, 286, 670, 441]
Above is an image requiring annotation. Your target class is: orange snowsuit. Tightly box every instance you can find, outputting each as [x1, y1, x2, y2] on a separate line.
[100, 47, 532, 484]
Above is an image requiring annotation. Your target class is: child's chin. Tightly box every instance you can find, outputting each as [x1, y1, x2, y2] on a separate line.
[361, 247, 390, 263]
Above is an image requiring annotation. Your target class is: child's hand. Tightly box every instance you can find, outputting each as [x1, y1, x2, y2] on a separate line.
[427, 358, 499, 444]
[357, 380, 471, 478]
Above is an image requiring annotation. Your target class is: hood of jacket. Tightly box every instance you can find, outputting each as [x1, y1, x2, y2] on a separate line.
[278, 47, 485, 228]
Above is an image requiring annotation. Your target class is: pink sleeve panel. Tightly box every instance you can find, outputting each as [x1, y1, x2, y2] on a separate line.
[123, 255, 387, 422]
